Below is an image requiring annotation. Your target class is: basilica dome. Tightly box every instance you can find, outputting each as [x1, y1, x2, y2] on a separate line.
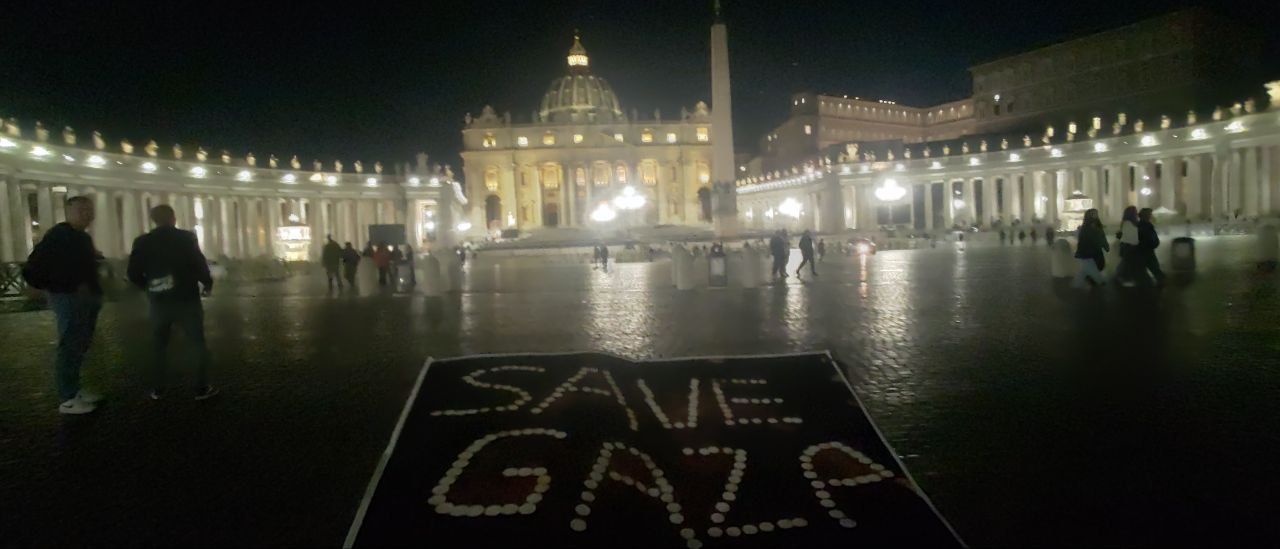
[538, 34, 625, 123]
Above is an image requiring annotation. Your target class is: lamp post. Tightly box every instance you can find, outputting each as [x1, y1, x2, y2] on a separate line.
[875, 178, 907, 226]
[613, 185, 646, 228]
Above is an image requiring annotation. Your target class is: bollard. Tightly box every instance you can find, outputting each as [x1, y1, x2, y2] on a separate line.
[691, 248, 710, 288]
[739, 246, 760, 288]
[708, 245, 728, 288]
[420, 255, 443, 297]
[1257, 225, 1278, 271]
[1171, 236, 1197, 273]
[1050, 238, 1074, 278]
[674, 245, 695, 290]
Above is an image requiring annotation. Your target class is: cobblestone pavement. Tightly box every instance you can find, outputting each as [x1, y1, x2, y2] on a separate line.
[2, 237, 1278, 546]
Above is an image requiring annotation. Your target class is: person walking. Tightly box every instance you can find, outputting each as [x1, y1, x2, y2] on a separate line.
[373, 243, 392, 286]
[341, 242, 360, 288]
[389, 245, 404, 285]
[1115, 206, 1140, 287]
[402, 245, 417, 286]
[796, 230, 818, 277]
[1030, 227, 1039, 245]
[1072, 208, 1109, 289]
[1137, 208, 1166, 287]
[127, 205, 217, 401]
[592, 245, 601, 269]
[999, 229, 1007, 244]
[817, 239, 827, 262]
[599, 244, 610, 272]
[1017, 230, 1026, 244]
[768, 230, 789, 280]
[21, 196, 105, 414]
[321, 236, 343, 291]
[1044, 226, 1055, 246]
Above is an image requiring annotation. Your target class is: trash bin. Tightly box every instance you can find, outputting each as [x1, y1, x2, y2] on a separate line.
[708, 244, 727, 288]
[1171, 236, 1196, 273]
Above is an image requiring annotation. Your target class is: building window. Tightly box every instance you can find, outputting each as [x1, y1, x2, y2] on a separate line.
[482, 133, 496, 148]
[517, 136, 528, 147]
[594, 162, 610, 186]
[542, 133, 556, 146]
[696, 161, 710, 184]
[666, 132, 677, 143]
[616, 162, 628, 184]
[614, 132, 624, 143]
[804, 124, 812, 135]
[641, 160, 657, 185]
[541, 164, 559, 189]
[696, 127, 709, 142]
[575, 167, 587, 187]
[641, 130, 653, 144]
[484, 166, 499, 192]
[573, 134, 584, 144]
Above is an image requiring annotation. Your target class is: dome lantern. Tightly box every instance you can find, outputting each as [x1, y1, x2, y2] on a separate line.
[567, 31, 589, 73]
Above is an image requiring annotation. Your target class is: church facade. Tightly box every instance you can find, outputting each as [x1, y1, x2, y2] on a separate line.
[460, 35, 717, 232]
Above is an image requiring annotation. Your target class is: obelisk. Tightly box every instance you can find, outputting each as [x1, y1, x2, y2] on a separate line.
[709, 0, 739, 238]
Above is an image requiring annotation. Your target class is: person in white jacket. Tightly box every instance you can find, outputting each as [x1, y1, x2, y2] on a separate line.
[1114, 206, 1141, 287]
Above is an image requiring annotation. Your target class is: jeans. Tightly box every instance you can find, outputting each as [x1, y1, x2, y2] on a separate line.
[1072, 257, 1106, 288]
[149, 298, 211, 392]
[48, 292, 102, 401]
[797, 254, 816, 275]
[771, 256, 788, 278]
[325, 266, 343, 289]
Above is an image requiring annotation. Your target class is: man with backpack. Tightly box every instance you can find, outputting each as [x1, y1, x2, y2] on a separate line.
[22, 196, 105, 414]
[127, 205, 217, 401]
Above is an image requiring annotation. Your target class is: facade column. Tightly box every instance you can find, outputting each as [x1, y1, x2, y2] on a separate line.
[1242, 146, 1259, 217]
[1195, 154, 1215, 220]
[941, 181, 955, 229]
[1044, 171, 1059, 225]
[960, 178, 975, 227]
[202, 195, 221, 256]
[308, 198, 324, 260]
[1114, 164, 1132, 220]
[354, 200, 368, 246]
[820, 175, 844, 233]
[1023, 171, 1038, 222]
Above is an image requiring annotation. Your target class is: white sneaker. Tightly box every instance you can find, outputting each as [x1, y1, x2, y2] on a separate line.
[77, 390, 104, 404]
[59, 397, 97, 415]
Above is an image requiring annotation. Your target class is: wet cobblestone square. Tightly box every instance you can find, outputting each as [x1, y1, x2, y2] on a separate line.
[2, 238, 1279, 546]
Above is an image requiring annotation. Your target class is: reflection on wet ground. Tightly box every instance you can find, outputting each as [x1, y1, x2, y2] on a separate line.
[1, 237, 1277, 546]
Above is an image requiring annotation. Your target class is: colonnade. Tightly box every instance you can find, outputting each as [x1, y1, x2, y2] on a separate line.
[738, 107, 1280, 234]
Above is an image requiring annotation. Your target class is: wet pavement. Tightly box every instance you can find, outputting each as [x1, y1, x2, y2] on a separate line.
[2, 236, 1279, 546]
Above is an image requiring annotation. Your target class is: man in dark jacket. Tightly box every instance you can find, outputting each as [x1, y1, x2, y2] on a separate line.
[22, 196, 104, 414]
[341, 242, 360, 287]
[768, 230, 789, 280]
[796, 230, 818, 277]
[321, 236, 343, 291]
[127, 205, 217, 401]
[1137, 208, 1166, 287]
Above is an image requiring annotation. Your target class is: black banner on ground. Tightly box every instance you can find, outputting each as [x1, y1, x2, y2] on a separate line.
[346, 352, 960, 547]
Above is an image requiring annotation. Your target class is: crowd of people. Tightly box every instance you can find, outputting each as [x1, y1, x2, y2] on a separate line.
[321, 238, 418, 291]
[1072, 206, 1166, 289]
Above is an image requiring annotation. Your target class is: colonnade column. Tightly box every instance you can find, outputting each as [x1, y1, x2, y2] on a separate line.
[1192, 155, 1213, 220]
[1263, 145, 1277, 215]
[961, 178, 976, 227]
[241, 197, 259, 257]
[201, 195, 221, 256]
[982, 177, 997, 228]
[0, 177, 19, 261]
[1005, 175, 1021, 223]
[941, 181, 955, 228]
[265, 197, 280, 259]
[121, 190, 142, 252]
[921, 182, 934, 230]
[1022, 171, 1038, 222]
[36, 184, 55, 235]
[1242, 147, 1260, 217]
[90, 190, 118, 258]
[1160, 157, 1180, 212]
[1111, 164, 1130, 220]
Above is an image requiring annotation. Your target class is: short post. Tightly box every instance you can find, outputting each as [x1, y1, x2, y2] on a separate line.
[1171, 236, 1197, 274]
[708, 243, 728, 288]
[673, 245, 695, 290]
[421, 254, 443, 297]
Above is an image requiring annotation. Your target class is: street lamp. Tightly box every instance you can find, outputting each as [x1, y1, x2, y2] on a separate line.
[590, 203, 617, 223]
[612, 185, 646, 227]
[875, 178, 907, 226]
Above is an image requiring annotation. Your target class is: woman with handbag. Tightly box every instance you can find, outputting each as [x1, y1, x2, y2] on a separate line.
[1072, 208, 1109, 289]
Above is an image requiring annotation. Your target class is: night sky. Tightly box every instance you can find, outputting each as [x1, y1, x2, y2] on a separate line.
[1, 0, 1276, 171]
